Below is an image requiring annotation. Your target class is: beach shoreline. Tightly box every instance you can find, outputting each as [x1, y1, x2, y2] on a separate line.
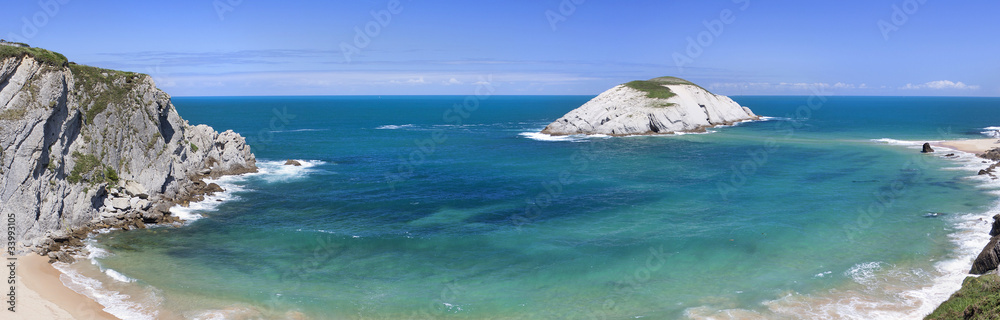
[18, 139, 1000, 320]
[933, 138, 1000, 155]
[8, 253, 118, 320]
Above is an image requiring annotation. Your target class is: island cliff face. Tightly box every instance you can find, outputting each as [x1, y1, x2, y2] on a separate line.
[541, 77, 758, 136]
[0, 50, 256, 256]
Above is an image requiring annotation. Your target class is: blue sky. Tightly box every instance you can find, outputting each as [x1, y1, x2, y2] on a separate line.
[3, 0, 998, 96]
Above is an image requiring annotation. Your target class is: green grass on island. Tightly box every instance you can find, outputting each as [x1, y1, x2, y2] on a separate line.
[623, 76, 712, 107]
[623, 76, 714, 99]
[926, 274, 1000, 320]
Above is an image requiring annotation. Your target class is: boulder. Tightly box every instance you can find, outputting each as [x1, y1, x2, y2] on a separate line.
[206, 183, 224, 193]
[991, 214, 1000, 237]
[123, 180, 148, 199]
[981, 148, 1000, 161]
[47, 251, 76, 264]
[285, 159, 302, 166]
[140, 209, 164, 222]
[111, 197, 131, 210]
[921, 143, 934, 153]
[970, 215, 1000, 274]
[136, 199, 152, 210]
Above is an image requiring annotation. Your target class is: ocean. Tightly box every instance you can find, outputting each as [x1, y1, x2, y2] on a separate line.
[57, 95, 1000, 319]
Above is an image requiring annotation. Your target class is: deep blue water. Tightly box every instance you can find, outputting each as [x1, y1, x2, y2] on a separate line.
[81, 96, 1000, 319]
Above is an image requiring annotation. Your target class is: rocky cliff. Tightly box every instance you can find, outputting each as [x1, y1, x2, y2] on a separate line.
[0, 47, 256, 256]
[541, 77, 758, 136]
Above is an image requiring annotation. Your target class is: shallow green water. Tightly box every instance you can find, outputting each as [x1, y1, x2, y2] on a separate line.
[78, 96, 1000, 319]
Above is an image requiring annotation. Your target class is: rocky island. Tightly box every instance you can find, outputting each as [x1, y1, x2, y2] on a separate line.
[540, 76, 759, 136]
[0, 45, 256, 261]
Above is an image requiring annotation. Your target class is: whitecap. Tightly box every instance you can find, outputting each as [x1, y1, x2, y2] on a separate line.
[253, 159, 327, 183]
[520, 132, 587, 142]
[53, 263, 159, 320]
[981, 126, 1000, 138]
[376, 124, 415, 130]
[270, 128, 329, 133]
[845, 261, 886, 288]
[105, 269, 136, 283]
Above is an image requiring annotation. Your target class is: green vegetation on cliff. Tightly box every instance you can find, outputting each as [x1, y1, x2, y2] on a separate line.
[0, 45, 67, 66]
[68, 64, 140, 124]
[67, 152, 118, 185]
[927, 274, 1000, 320]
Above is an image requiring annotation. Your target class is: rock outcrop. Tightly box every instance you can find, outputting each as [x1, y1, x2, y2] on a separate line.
[0, 48, 256, 256]
[970, 215, 1000, 274]
[540, 77, 759, 136]
[922, 142, 935, 153]
[980, 148, 1000, 161]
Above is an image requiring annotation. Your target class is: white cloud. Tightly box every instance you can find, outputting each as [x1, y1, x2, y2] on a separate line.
[900, 80, 980, 90]
[709, 82, 837, 91]
[442, 77, 463, 86]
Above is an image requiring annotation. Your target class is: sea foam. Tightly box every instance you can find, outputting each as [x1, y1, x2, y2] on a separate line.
[685, 141, 1000, 319]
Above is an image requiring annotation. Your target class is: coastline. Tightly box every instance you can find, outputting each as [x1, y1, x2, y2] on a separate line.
[18, 139, 1000, 319]
[10, 253, 118, 320]
[933, 138, 1000, 155]
[926, 138, 1000, 318]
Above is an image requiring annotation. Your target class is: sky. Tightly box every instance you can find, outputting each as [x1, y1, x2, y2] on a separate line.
[2, 0, 998, 96]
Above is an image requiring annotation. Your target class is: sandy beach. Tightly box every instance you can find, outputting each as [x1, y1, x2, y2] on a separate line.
[934, 138, 1000, 154]
[7, 253, 118, 320]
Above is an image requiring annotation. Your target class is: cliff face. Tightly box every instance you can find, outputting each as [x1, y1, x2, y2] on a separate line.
[0, 54, 256, 250]
[541, 77, 758, 136]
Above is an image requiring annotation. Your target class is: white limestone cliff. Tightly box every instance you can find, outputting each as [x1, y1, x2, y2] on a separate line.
[541, 77, 758, 136]
[0, 52, 256, 251]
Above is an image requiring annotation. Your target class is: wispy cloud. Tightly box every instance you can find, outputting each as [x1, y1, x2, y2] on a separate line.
[708, 82, 859, 92]
[900, 80, 980, 90]
[152, 71, 600, 96]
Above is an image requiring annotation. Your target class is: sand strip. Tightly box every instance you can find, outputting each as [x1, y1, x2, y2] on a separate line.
[933, 138, 1000, 155]
[6, 253, 118, 320]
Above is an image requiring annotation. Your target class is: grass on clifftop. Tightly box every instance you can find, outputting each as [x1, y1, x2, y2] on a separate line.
[624, 80, 678, 100]
[68, 64, 140, 124]
[622, 77, 714, 105]
[0, 45, 68, 66]
[926, 274, 1000, 320]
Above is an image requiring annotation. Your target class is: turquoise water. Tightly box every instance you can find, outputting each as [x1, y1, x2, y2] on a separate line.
[80, 96, 1000, 319]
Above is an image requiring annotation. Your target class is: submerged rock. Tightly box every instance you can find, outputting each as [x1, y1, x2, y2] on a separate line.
[540, 77, 758, 136]
[285, 159, 302, 166]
